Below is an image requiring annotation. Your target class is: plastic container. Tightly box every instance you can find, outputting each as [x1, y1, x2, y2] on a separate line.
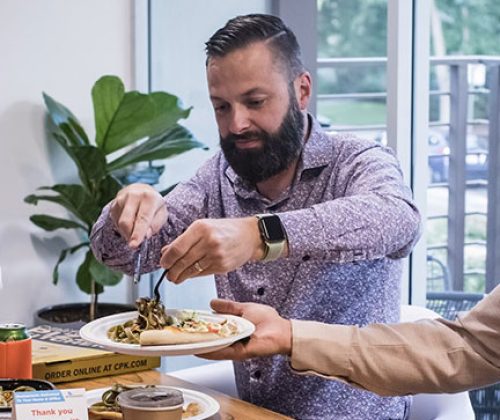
[0, 379, 56, 412]
[117, 387, 184, 420]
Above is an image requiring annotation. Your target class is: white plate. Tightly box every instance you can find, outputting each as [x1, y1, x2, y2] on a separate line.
[86, 386, 219, 420]
[80, 310, 254, 356]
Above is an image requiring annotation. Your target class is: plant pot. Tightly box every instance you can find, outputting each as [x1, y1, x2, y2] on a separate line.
[34, 302, 136, 329]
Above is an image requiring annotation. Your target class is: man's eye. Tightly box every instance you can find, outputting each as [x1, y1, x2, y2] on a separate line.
[248, 99, 265, 108]
[214, 104, 228, 113]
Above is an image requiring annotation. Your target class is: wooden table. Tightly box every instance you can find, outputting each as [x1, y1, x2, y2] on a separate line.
[62, 370, 292, 420]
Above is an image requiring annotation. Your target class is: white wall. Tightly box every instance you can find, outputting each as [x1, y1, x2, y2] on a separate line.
[0, 1, 269, 370]
[0, 0, 134, 325]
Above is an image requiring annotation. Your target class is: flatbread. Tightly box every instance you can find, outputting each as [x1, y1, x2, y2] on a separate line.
[140, 326, 221, 345]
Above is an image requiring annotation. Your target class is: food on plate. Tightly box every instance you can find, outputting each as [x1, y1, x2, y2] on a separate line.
[107, 298, 170, 344]
[88, 383, 130, 418]
[107, 297, 239, 345]
[88, 384, 202, 419]
[183, 402, 203, 418]
[0, 385, 36, 408]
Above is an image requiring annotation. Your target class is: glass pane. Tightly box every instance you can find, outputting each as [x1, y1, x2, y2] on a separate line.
[317, 0, 387, 58]
[425, 0, 500, 298]
[316, 0, 388, 140]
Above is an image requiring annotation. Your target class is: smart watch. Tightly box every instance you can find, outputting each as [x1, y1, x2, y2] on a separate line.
[255, 214, 286, 262]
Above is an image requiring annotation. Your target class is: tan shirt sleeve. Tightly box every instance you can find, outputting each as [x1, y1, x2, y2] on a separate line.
[290, 286, 500, 396]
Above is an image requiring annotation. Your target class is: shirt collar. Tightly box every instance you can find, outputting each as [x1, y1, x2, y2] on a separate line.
[300, 115, 332, 171]
[224, 114, 331, 198]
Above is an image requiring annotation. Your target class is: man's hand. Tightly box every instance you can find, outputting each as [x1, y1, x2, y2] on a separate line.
[199, 299, 292, 361]
[160, 217, 265, 283]
[109, 183, 167, 248]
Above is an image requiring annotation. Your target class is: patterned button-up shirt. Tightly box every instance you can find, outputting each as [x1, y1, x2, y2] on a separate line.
[91, 117, 421, 419]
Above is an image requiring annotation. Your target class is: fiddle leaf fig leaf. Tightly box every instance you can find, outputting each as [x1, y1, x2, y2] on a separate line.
[148, 92, 192, 135]
[53, 242, 89, 285]
[89, 255, 123, 287]
[107, 125, 206, 171]
[92, 75, 125, 149]
[25, 184, 101, 226]
[43, 93, 89, 146]
[95, 175, 122, 209]
[53, 136, 107, 191]
[69, 146, 108, 191]
[92, 76, 192, 155]
[159, 183, 178, 197]
[77, 251, 104, 294]
[30, 215, 87, 232]
[95, 90, 155, 154]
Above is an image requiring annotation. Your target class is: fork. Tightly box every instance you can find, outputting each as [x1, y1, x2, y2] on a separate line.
[132, 240, 148, 284]
[153, 269, 168, 302]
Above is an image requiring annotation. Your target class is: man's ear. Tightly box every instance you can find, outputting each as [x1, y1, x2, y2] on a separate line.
[294, 72, 312, 110]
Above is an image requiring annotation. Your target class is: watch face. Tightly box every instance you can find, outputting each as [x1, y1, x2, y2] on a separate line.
[262, 215, 285, 241]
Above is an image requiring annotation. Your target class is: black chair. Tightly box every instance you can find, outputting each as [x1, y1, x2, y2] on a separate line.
[426, 291, 484, 318]
[427, 291, 500, 420]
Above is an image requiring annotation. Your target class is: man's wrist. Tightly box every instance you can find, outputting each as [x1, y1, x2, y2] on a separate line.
[280, 319, 293, 356]
[248, 216, 267, 261]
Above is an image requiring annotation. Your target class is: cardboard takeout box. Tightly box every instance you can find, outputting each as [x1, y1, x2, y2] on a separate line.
[29, 325, 160, 384]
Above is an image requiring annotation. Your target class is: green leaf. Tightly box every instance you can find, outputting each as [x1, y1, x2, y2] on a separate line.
[53, 242, 89, 285]
[88, 255, 123, 287]
[69, 146, 108, 192]
[107, 125, 207, 171]
[53, 136, 108, 192]
[98, 91, 156, 154]
[92, 76, 125, 149]
[77, 251, 104, 295]
[30, 214, 87, 231]
[159, 183, 178, 196]
[43, 93, 89, 145]
[147, 92, 192, 136]
[95, 175, 123, 209]
[92, 76, 192, 155]
[25, 184, 101, 226]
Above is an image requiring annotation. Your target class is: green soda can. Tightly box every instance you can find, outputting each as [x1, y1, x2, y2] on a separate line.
[0, 323, 32, 378]
[0, 323, 30, 342]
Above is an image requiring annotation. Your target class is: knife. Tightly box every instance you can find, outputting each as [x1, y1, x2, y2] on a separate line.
[133, 240, 148, 284]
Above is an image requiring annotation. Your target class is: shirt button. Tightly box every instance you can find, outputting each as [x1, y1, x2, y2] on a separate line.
[353, 250, 364, 259]
[302, 255, 311, 262]
[253, 370, 262, 379]
[257, 287, 265, 296]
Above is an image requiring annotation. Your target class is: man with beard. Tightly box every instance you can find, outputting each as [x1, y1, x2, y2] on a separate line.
[91, 14, 421, 419]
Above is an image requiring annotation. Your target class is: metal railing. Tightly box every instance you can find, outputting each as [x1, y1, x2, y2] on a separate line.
[317, 56, 500, 292]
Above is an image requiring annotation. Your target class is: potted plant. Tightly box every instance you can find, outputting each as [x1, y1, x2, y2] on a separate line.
[25, 75, 206, 326]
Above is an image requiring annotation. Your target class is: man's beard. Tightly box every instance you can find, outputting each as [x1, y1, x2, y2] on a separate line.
[220, 96, 304, 185]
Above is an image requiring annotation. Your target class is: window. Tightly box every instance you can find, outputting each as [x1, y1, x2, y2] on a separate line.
[426, 0, 500, 295]
[282, 0, 500, 303]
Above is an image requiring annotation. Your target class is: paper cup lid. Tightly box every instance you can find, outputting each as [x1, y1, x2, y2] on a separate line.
[117, 387, 184, 409]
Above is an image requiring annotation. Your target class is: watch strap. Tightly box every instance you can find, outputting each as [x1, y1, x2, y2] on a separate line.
[264, 240, 284, 261]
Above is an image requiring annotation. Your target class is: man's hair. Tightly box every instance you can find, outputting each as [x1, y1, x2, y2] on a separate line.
[205, 14, 305, 80]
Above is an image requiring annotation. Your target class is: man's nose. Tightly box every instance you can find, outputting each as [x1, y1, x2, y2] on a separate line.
[228, 105, 251, 134]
